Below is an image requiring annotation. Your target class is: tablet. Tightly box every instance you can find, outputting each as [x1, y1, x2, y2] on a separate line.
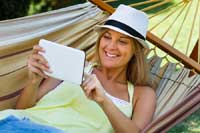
[39, 39, 85, 85]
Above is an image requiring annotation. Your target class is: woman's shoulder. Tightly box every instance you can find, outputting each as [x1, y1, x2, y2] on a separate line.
[133, 86, 156, 114]
[135, 85, 155, 92]
[134, 85, 156, 101]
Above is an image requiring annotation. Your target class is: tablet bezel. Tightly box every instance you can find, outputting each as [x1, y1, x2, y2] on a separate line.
[39, 39, 86, 85]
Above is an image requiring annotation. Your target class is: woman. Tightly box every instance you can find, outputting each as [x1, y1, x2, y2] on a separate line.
[14, 4, 156, 133]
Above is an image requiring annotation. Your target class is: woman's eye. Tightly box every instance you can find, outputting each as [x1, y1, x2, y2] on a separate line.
[119, 40, 128, 45]
[103, 35, 111, 39]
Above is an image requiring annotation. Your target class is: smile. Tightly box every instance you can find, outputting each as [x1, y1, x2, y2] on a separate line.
[105, 51, 119, 58]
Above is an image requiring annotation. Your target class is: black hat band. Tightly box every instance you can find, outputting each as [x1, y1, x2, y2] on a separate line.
[104, 20, 145, 41]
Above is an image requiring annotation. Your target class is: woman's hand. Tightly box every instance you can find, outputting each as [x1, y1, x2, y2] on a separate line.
[27, 45, 52, 84]
[81, 73, 107, 104]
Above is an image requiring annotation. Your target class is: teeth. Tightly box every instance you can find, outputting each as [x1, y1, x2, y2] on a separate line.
[106, 52, 117, 57]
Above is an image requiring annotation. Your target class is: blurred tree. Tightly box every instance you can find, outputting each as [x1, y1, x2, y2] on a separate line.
[0, 0, 86, 21]
[0, 0, 31, 20]
[28, 0, 86, 16]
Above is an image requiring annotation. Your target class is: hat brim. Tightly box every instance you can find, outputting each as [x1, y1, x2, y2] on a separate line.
[94, 25, 149, 49]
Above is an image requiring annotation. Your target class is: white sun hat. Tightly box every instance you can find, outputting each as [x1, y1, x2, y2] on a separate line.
[95, 4, 149, 48]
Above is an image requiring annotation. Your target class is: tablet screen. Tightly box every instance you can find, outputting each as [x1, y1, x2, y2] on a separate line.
[39, 39, 85, 85]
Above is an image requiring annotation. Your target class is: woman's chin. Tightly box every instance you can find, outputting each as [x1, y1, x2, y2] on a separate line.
[101, 62, 118, 69]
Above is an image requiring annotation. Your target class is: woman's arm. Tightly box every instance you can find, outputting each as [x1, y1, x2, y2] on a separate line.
[132, 86, 156, 130]
[15, 77, 42, 109]
[37, 77, 62, 100]
[16, 77, 61, 109]
[100, 86, 156, 133]
[16, 45, 62, 109]
[82, 74, 156, 133]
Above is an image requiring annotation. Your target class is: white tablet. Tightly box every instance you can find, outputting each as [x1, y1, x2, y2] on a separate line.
[39, 39, 86, 85]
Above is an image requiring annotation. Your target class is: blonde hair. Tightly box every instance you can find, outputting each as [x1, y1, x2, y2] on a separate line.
[95, 29, 153, 87]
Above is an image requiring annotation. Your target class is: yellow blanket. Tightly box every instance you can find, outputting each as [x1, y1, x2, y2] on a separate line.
[0, 81, 113, 133]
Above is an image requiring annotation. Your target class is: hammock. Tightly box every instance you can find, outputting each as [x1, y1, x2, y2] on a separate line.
[0, 0, 199, 132]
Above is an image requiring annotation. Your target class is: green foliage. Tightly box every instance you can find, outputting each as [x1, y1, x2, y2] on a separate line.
[168, 109, 200, 133]
[29, 0, 86, 15]
[106, 0, 175, 14]
[0, 0, 86, 20]
[0, 0, 31, 20]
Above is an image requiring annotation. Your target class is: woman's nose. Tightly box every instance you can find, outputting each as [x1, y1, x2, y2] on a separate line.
[107, 40, 117, 49]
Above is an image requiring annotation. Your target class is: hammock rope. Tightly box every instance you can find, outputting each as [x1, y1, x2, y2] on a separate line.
[129, 0, 161, 7]
[148, 1, 184, 19]
[141, 0, 172, 12]
[149, 3, 184, 31]
[172, 1, 192, 47]
[160, 3, 187, 39]
[185, 0, 200, 55]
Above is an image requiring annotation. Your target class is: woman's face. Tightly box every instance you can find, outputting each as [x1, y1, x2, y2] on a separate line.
[98, 29, 135, 69]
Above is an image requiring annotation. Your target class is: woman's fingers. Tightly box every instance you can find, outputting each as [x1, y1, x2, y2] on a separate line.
[32, 45, 45, 54]
[32, 54, 49, 66]
[26, 45, 49, 81]
[85, 83, 96, 98]
[28, 50, 51, 72]
[27, 53, 51, 79]
[82, 74, 101, 99]
[28, 64, 47, 78]
[81, 73, 106, 103]
[30, 60, 51, 73]
[82, 75, 92, 87]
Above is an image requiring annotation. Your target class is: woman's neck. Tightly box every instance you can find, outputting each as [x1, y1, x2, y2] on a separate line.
[97, 66, 127, 84]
